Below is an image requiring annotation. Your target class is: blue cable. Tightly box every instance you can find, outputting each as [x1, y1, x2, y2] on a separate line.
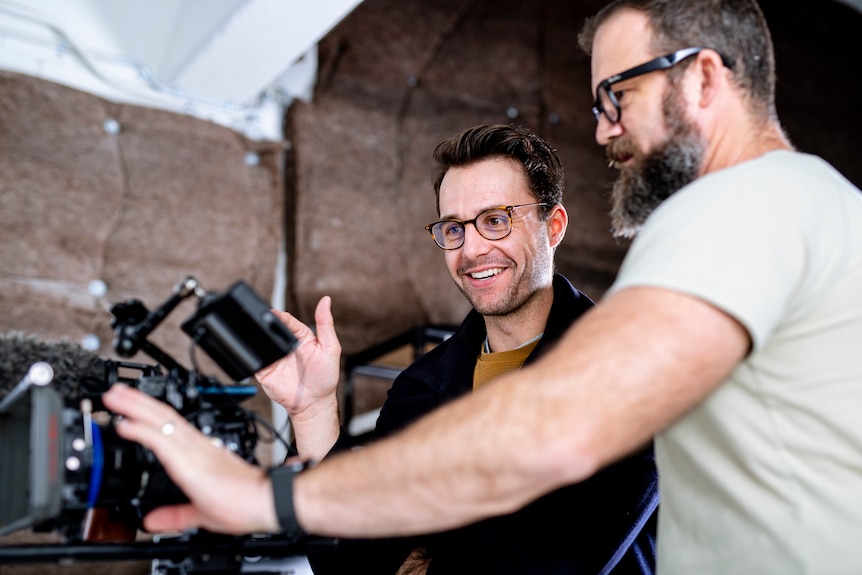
[87, 421, 104, 508]
[199, 385, 257, 397]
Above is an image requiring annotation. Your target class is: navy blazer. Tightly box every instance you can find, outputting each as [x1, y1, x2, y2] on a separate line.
[308, 274, 657, 575]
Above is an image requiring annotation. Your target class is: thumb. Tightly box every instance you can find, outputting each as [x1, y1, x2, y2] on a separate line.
[143, 503, 204, 534]
[314, 296, 341, 353]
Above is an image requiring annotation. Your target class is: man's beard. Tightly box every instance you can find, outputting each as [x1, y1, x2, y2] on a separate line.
[454, 241, 552, 318]
[607, 84, 706, 239]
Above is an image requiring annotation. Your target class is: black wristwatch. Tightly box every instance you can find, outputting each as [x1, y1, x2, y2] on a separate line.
[268, 460, 313, 540]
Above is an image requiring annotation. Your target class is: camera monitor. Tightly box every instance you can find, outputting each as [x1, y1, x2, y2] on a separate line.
[181, 281, 298, 381]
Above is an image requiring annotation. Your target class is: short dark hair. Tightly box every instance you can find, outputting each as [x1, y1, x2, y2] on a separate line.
[578, 0, 777, 119]
[431, 124, 564, 218]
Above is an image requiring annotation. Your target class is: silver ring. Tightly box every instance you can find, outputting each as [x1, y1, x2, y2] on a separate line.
[161, 421, 176, 436]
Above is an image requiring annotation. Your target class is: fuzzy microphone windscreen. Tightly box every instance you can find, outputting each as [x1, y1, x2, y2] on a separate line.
[0, 333, 106, 403]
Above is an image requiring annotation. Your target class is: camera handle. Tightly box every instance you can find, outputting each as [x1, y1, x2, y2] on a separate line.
[111, 277, 207, 378]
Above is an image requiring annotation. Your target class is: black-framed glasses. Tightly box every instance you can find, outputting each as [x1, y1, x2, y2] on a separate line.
[425, 202, 550, 250]
[591, 46, 735, 124]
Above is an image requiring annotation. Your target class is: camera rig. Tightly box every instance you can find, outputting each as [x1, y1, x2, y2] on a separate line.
[0, 277, 314, 573]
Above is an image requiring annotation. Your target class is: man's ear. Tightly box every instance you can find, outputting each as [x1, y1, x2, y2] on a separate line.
[695, 49, 727, 109]
[547, 204, 568, 248]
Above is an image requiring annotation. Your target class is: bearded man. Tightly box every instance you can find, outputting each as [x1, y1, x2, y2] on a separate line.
[104, 2, 862, 573]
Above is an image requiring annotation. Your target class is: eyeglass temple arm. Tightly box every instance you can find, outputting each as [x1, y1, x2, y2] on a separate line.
[670, 47, 736, 69]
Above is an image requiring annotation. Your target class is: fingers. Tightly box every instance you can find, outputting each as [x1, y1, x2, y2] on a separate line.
[267, 298, 335, 349]
[103, 384, 182, 433]
[103, 385, 221, 475]
[101, 385, 279, 536]
[272, 308, 314, 342]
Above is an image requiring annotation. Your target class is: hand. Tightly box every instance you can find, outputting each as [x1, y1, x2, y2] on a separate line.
[256, 296, 342, 459]
[102, 384, 280, 535]
[255, 296, 342, 419]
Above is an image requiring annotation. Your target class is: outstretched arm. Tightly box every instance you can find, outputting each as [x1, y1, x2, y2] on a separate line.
[255, 296, 342, 461]
[103, 286, 749, 538]
[292, 286, 749, 537]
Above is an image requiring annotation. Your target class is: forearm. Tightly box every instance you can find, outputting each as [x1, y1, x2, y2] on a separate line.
[292, 374, 586, 538]
[289, 288, 749, 538]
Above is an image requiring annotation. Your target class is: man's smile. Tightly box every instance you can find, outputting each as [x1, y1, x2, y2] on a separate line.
[470, 267, 504, 280]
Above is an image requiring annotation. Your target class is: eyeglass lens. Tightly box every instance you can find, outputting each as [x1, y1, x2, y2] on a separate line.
[594, 85, 619, 124]
[431, 208, 512, 249]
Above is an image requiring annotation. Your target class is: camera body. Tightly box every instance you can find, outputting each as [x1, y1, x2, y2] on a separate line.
[0, 278, 298, 542]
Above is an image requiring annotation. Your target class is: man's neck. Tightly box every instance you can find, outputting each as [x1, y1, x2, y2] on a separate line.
[701, 106, 794, 175]
[482, 284, 554, 353]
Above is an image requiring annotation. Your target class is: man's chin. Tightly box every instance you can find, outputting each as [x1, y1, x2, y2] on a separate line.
[463, 291, 509, 317]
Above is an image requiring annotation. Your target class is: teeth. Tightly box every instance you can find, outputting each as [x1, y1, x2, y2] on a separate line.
[471, 268, 502, 279]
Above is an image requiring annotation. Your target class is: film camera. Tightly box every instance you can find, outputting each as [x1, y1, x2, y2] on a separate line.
[0, 277, 307, 571]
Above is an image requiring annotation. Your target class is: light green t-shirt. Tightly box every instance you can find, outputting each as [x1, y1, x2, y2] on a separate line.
[609, 151, 862, 574]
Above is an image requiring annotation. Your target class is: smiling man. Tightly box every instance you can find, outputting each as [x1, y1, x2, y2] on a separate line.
[258, 123, 659, 574]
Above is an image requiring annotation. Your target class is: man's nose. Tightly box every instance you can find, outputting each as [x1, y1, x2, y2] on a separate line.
[595, 115, 624, 146]
[461, 223, 492, 256]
